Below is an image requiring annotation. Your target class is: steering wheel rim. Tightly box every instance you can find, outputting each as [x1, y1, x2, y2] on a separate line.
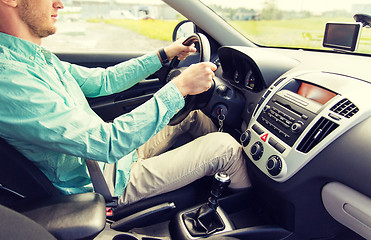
[170, 33, 211, 68]
[167, 33, 213, 126]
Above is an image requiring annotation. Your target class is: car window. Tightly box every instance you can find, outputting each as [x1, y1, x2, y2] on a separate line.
[42, 0, 184, 53]
[200, 0, 371, 54]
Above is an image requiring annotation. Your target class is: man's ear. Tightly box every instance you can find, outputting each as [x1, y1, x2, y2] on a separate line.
[0, 0, 18, 8]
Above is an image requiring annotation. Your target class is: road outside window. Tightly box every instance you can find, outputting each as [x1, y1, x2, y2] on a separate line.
[42, 0, 184, 53]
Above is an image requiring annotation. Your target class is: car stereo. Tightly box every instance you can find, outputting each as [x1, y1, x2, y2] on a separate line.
[240, 75, 351, 181]
[257, 81, 336, 147]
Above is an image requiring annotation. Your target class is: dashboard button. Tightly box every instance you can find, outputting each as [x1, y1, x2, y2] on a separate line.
[301, 114, 309, 120]
[291, 122, 303, 133]
[263, 105, 271, 113]
[275, 143, 286, 153]
[268, 137, 278, 147]
[260, 133, 268, 142]
[252, 124, 264, 135]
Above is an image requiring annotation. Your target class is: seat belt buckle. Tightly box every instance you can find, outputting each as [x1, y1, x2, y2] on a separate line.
[105, 196, 118, 217]
[106, 207, 114, 217]
[106, 196, 119, 208]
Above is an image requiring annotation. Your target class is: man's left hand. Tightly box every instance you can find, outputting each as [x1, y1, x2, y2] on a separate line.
[164, 38, 197, 61]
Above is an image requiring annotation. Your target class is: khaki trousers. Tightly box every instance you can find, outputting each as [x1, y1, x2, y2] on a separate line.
[118, 111, 251, 205]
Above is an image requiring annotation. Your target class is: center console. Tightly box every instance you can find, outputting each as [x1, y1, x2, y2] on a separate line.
[168, 71, 369, 240]
[99, 72, 369, 240]
[240, 71, 363, 182]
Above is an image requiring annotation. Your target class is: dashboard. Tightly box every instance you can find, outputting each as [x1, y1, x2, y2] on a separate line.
[211, 45, 371, 239]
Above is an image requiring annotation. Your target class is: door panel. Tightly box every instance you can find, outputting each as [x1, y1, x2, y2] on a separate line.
[57, 52, 144, 68]
[87, 78, 163, 121]
[56, 52, 166, 122]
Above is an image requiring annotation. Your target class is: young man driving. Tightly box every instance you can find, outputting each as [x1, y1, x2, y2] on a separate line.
[0, 0, 251, 205]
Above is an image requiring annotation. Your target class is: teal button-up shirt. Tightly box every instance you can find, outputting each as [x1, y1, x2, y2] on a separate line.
[0, 32, 185, 197]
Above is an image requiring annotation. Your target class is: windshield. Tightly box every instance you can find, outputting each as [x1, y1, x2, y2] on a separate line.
[200, 0, 371, 54]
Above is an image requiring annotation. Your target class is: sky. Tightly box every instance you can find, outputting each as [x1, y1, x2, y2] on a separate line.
[200, 0, 371, 14]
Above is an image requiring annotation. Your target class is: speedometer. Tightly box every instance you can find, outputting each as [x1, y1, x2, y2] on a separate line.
[233, 69, 240, 84]
[245, 69, 256, 90]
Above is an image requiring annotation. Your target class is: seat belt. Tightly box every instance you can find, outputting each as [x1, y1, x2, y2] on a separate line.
[85, 159, 118, 207]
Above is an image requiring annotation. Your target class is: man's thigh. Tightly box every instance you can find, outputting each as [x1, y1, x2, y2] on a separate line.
[119, 132, 242, 205]
[137, 110, 217, 159]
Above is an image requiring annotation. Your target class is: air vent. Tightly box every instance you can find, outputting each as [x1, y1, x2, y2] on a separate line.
[297, 117, 339, 153]
[330, 99, 359, 118]
[273, 77, 286, 86]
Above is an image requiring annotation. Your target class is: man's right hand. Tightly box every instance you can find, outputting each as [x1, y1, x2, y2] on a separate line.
[171, 62, 217, 97]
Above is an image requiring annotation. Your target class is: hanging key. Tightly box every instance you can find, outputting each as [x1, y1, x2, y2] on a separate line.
[218, 108, 225, 132]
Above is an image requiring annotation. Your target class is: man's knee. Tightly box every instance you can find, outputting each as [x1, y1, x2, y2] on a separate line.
[201, 132, 243, 164]
[196, 132, 245, 177]
[206, 132, 240, 149]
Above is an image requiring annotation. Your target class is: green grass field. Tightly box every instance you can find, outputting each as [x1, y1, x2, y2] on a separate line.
[95, 18, 371, 54]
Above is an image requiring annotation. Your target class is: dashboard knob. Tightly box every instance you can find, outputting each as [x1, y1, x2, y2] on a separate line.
[263, 105, 271, 112]
[291, 122, 303, 133]
[250, 142, 263, 161]
[240, 130, 251, 147]
[266, 155, 282, 176]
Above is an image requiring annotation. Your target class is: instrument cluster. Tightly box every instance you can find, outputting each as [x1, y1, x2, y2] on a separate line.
[232, 68, 258, 90]
[221, 54, 263, 92]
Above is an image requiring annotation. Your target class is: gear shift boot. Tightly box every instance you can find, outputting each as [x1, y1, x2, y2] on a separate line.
[181, 172, 232, 237]
[180, 204, 234, 238]
[183, 204, 225, 237]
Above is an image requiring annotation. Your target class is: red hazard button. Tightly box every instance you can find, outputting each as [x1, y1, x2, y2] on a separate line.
[261, 133, 268, 142]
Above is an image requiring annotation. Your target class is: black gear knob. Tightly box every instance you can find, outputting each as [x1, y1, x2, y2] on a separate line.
[211, 172, 231, 198]
[208, 172, 231, 210]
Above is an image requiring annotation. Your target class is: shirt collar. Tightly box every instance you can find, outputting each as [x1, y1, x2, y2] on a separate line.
[0, 32, 53, 65]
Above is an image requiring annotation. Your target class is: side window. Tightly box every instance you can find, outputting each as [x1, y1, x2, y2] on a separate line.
[42, 1, 184, 53]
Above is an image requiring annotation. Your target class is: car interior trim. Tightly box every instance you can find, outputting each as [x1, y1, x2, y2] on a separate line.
[322, 182, 371, 240]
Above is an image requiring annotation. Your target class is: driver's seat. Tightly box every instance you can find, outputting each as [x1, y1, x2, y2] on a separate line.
[0, 137, 60, 209]
[0, 136, 198, 237]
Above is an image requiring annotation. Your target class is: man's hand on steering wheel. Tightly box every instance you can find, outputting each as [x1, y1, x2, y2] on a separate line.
[163, 33, 215, 125]
[163, 38, 197, 62]
[171, 62, 217, 97]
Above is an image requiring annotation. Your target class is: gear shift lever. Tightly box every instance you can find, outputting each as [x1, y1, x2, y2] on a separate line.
[183, 172, 231, 237]
[208, 172, 231, 210]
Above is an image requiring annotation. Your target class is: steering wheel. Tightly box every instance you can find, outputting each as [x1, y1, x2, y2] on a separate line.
[167, 33, 214, 125]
